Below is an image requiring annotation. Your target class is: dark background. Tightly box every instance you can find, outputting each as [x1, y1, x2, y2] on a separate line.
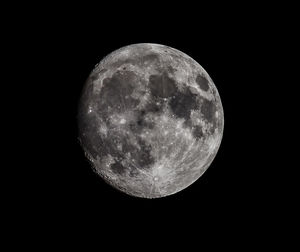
[8, 2, 290, 246]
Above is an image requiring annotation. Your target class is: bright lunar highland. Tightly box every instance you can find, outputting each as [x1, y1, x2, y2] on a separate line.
[78, 43, 224, 198]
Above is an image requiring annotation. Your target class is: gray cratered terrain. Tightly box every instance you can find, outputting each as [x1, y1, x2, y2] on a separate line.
[78, 43, 224, 198]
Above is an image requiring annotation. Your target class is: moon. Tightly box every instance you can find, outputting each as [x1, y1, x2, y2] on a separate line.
[78, 43, 224, 198]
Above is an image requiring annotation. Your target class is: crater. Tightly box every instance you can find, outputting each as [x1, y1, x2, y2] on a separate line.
[196, 74, 209, 91]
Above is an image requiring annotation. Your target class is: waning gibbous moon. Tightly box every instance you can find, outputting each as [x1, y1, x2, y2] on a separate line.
[78, 43, 224, 198]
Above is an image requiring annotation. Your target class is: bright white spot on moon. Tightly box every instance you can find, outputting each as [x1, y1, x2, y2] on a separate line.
[120, 118, 126, 124]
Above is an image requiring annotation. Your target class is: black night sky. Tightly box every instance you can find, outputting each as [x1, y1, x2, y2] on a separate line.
[9, 2, 285, 246]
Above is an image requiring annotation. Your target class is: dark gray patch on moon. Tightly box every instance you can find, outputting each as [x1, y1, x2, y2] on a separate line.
[111, 161, 126, 175]
[169, 87, 198, 121]
[200, 98, 218, 133]
[140, 53, 160, 65]
[129, 110, 155, 133]
[148, 72, 178, 98]
[144, 100, 164, 114]
[196, 74, 209, 91]
[201, 98, 216, 123]
[192, 125, 204, 139]
[78, 43, 224, 199]
[100, 70, 139, 113]
[132, 138, 155, 168]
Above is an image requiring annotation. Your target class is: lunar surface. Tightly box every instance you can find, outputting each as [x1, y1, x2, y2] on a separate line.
[78, 43, 224, 198]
